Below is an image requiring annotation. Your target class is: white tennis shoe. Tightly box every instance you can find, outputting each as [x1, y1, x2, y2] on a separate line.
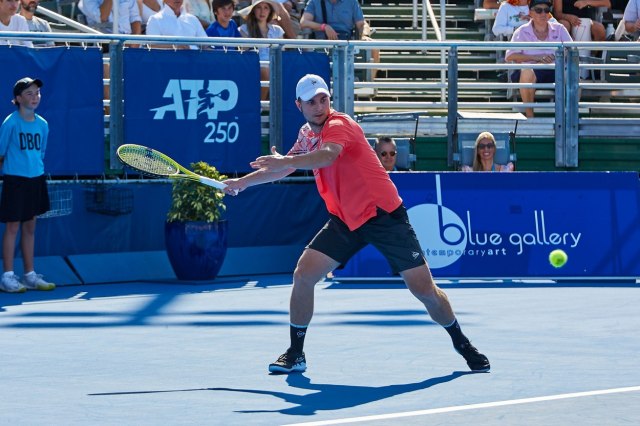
[0, 273, 26, 293]
[23, 273, 56, 291]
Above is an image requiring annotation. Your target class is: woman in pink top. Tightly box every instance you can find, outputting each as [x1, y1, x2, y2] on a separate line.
[505, 0, 572, 117]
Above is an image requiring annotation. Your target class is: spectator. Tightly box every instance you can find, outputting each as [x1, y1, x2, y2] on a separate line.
[0, 0, 33, 47]
[206, 0, 241, 38]
[461, 132, 515, 172]
[553, 0, 611, 41]
[137, 0, 163, 33]
[19, 0, 53, 46]
[184, 0, 213, 29]
[493, 0, 531, 38]
[238, 0, 298, 38]
[146, 0, 207, 49]
[238, 0, 285, 100]
[623, 0, 640, 38]
[506, 0, 572, 118]
[374, 137, 398, 172]
[0, 77, 55, 293]
[300, 0, 365, 40]
[78, 0, 142, 34]
[300, 0, 379, 77]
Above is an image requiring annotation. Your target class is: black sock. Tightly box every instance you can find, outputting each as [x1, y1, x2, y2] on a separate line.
[289, 324, 308, 354]
[443, 319, 469, 348]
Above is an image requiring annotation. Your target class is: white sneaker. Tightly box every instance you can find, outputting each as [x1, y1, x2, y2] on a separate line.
[23, 273, 55, 291]
[0, 274, 26, 293]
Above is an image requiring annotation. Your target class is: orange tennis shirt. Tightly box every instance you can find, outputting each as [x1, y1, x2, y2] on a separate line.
[288, 110, 402, 231]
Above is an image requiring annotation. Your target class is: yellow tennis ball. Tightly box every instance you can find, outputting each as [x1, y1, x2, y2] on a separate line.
[549, 249, 568, 268]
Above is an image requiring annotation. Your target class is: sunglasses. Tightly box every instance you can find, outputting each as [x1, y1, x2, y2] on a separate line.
[478, 143, 496, 150]
[380, 151, 396, 157]
[532, 7, 551, 14]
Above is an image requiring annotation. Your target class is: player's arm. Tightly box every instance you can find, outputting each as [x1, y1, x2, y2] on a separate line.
[251, 143, 342, 171]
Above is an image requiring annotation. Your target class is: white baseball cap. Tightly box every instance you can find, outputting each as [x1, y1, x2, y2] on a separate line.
[296, 74, 330, 101]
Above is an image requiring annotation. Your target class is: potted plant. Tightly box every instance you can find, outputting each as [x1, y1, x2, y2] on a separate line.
[165, 161, 229, 280]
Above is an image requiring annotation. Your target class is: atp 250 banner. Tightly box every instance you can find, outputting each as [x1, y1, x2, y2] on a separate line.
[123, 49, 261, 173]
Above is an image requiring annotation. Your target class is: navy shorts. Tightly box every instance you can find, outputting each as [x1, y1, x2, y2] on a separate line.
[510, 69, 556, 84]
[307, 205, 426, 274]
[0, 175, 50, 223]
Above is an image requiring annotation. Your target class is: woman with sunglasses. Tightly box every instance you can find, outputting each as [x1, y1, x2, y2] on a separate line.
[505, 0, 572, 118]
[462, 132, 515, 172]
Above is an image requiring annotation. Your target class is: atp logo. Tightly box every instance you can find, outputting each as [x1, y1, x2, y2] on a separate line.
[407, 175, 467, 268]
[151, 79, 238, 120]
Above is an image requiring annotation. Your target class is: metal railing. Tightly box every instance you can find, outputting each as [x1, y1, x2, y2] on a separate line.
[2, 29, 640, 168]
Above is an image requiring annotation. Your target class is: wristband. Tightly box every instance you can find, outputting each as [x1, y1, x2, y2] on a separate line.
[320, 23, 326, 31]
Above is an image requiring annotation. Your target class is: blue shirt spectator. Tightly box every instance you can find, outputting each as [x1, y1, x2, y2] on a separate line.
[301, 0, 364, 40]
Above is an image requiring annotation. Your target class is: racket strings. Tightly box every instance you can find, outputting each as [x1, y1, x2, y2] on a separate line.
[119, 147, 179, 177]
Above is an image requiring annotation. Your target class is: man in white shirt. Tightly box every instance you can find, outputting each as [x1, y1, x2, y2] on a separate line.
[0, 0, 33, 46]
[145, 0, 206, 49]
[78, 0, 142, 34]
[19, 0, 54, 46]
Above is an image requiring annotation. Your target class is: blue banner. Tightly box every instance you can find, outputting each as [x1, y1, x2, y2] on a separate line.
[0, 46, 105, 175]
[334, 172, 640, 279]
[281, 51, 331, 153]
[123, 49, 261, 173]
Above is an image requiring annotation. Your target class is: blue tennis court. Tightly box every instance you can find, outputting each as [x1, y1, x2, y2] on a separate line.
[1, 275, 638, 425]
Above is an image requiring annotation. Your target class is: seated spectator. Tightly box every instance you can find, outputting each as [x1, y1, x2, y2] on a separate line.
[184, 0, 213, 29]
[237, 0, 298, 38]
[78, 0, 142, 34]
[146, 0, 207, 49]
[19, 0, 54, 46]
[483, 0, 501, 8]
[374, 137, 399, 172]
[506, 0, 572, 118]
[461, 132, 515, 172]
[553, 0, 611, 41]
[0, 0, 33, 46]
[206, 0, 241, 38]
[137, 0, 163, 33]
[623, 0, 640, 39]
[238, 0, 285, 100]
[493, 0, 531, 38]
[300, 0, 379, 76]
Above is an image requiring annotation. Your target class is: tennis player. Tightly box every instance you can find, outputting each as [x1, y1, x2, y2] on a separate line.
[223, 74, 490, 374]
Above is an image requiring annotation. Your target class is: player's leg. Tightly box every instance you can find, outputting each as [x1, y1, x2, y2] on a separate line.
[269, 217, 362, 374]
[269, 248, 339, 374]
[290, 248, 339, 326]
[365, 206, 490, 372]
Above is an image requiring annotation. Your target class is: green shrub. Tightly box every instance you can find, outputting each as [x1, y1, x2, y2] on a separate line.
[167, 161, 227, 222]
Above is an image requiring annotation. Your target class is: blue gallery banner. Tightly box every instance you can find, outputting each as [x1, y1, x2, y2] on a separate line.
[123, 49, 261, 173]
[0, 46, 105, 175]
[281, 51, 330, 153]
[334, 172, 640, 279]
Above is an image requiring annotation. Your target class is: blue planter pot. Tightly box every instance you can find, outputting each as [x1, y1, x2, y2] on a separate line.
[165, 220, 228, 281]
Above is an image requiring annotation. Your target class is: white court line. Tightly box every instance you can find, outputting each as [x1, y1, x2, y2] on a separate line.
[284, 385, 640, 426]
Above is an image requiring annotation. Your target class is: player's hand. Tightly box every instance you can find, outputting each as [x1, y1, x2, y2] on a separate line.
[250, 146, 289, 172]
[222, 178, 243, 196]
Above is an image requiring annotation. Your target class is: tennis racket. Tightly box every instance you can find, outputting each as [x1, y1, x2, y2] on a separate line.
[116, 144, 227, 190]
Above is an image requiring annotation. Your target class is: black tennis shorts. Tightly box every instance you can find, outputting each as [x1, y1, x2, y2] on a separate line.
[307, 205, 426, 274]
[0, 174, 50, 223]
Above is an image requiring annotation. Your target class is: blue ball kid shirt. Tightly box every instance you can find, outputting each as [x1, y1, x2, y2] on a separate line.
[0, 111, 48, 178]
